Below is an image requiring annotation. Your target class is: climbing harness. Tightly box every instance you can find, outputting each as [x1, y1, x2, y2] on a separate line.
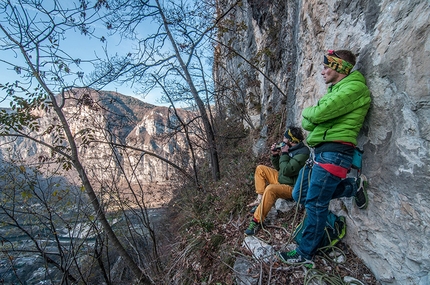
[308, 146, 364, 178]
[309, 147, 350, 178]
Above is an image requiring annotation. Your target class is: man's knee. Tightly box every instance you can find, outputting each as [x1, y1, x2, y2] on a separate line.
[264, 184, 277, 194]
[255, 164, 268, 173]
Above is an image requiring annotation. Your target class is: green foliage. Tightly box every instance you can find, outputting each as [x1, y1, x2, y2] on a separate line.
[75, 128, 96, 147]
[0, 83, 76, 171]
[218, 20, 247, 37]
[0, 83, 49, 134]
[210, 234, 225, 250]
[254, 47, 273, 66]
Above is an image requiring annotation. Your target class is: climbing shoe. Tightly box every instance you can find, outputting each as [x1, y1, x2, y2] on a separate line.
[276, 250, 314, 268]
[244, 220, 261, 236]
[355, 174, 368, 209]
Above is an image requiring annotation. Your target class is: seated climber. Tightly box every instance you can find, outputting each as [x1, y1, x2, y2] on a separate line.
[245, 126, 310, 235]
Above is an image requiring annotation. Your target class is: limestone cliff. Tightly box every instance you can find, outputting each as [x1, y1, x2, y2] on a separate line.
[0, 89, 200, 206]
[215, 0, 430, 284]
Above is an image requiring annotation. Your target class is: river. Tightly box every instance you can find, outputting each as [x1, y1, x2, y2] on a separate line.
[0, 207, 168, 284]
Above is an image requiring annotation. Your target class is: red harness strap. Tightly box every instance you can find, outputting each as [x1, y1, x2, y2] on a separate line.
[315, 162, 349, 178]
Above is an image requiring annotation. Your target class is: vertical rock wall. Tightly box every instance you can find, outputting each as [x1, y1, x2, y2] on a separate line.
[215, 0, 430, 284]
[215, 0, 298, 137]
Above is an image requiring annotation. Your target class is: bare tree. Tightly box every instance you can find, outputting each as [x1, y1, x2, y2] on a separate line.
[0, 1, 175, 283]
[0, 0, 261, 282]
[0, 159, 98, 284]
[88, 0, 243, 181]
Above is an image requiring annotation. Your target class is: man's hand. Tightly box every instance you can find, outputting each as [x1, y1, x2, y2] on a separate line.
[271, 143, 280, 154]
[280, 143, 290, 153]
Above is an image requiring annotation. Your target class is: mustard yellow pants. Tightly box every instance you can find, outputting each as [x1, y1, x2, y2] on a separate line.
[253, 165, 293, 223]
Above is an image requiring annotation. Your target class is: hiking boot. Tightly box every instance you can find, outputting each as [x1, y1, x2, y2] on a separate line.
[249, 205, 258, 214]
[276, 250, 314, 268]
[355, 174, 368, 209]
[244, 220, 261, 236]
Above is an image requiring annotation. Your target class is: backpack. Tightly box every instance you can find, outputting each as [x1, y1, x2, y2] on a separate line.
[293, 211, 346, 251]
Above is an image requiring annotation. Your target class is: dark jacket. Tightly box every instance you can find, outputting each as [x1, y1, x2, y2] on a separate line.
[271, 142, 310, 186]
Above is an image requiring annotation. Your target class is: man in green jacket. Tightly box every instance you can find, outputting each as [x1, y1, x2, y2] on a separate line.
[277, 50, 371, 266]
[245, 126, 309, 235]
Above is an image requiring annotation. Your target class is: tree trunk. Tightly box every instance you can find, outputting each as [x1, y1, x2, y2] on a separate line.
[48, 89, 153, 284]
[155, 0, 221, 181]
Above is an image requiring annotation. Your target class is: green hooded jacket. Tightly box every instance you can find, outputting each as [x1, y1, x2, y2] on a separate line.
[271, 142, 310, 186]
[301, 71, 371, 147]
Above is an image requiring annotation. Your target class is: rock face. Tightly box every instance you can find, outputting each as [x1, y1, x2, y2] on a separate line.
[0, 89, 200, 206]
[215, 0, 430, 284]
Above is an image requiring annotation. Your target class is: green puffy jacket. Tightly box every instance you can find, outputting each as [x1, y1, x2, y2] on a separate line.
[271, 142, 310, 186]
[301, 71, 371, 147]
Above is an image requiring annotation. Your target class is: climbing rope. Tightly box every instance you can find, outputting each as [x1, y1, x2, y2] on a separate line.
[305, 266, 365, 285]
[283, 161, 312, 247]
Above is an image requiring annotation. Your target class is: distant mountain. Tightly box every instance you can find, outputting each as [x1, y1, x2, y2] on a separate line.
[0, 88, 202, 196]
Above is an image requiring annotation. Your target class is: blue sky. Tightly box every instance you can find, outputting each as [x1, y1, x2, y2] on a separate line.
[0, 34, 164, 108]
[0, 2, 165, 108]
